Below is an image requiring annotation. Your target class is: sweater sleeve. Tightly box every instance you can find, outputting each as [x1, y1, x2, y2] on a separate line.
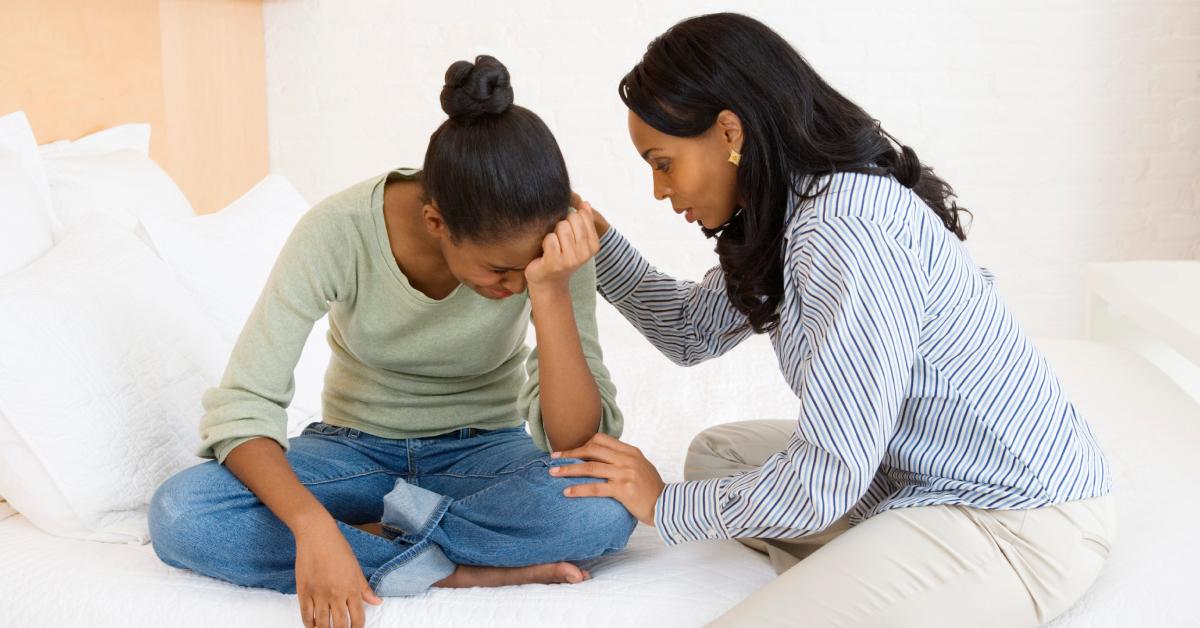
[197, 207, 355, 463]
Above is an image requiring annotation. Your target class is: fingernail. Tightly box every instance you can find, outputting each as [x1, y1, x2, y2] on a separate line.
[563, 488, 571, 496]
[549, 467, 559, 475]
[550, 451, 561, 458]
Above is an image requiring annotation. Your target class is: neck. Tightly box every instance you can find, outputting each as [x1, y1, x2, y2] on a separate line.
[382, 180, 458, 298]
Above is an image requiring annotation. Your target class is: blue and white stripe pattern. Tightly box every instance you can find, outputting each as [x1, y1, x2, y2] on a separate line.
[595, 171, 1111, 545]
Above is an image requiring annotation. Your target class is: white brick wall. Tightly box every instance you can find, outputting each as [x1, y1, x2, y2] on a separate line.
[262, 0, 1199, 473]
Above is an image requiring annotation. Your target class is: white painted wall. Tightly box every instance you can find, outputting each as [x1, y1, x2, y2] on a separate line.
[262, 0, 1200, 476]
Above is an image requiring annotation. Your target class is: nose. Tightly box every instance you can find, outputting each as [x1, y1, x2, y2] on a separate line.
[503, 272, 526, 294]
[652, 172, 671, 201]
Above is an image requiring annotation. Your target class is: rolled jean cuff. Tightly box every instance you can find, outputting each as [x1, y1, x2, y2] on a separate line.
[380, 479, 452, 544]
[369, 540, 455, 596]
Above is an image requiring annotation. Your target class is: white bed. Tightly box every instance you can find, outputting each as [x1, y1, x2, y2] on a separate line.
[1, 338, 1197, 627]
[2, 111, 1198, 627]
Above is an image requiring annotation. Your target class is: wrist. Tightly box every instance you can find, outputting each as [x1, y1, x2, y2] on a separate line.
[288, 508, 337, 540]
[527, 280, 572, 303]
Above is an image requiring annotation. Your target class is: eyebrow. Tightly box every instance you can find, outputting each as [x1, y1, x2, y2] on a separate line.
[489, 263, 527, 271]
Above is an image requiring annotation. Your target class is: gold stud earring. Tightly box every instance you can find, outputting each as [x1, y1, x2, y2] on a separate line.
[728, 148, 741, 166]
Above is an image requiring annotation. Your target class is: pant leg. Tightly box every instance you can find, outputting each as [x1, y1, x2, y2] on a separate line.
[148, 424, 455, 596]
[686, 420, 850, 573]
[707, 495, 1116, 628]
[379, 427, 637, 567]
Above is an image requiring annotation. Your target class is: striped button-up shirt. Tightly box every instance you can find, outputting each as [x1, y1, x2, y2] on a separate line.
[595, 171, 1111, 545]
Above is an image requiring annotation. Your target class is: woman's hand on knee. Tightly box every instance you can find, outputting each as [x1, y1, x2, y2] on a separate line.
[295, 521, 381, 628]
[550, 432, 665, 526]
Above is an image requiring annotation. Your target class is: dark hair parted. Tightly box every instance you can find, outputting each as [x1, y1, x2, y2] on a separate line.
[423, 55, 570, 243]
[619, 13, 970, 333]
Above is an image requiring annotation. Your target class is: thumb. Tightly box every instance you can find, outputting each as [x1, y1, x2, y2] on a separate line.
[361, 585, 382, 605]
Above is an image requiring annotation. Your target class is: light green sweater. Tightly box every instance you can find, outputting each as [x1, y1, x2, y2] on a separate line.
[197, 169, 622, 463]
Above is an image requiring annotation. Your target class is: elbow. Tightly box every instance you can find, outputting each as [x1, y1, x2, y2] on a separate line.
[665, 348, 710, 368]
[542, 404, 604, 453]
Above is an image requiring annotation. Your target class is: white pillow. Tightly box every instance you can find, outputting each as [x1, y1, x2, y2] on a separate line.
[0, 111, 57, 274]
[0, 222, 229, 543]
[140, 174, 329, 419]
[39, 123, 193, 235]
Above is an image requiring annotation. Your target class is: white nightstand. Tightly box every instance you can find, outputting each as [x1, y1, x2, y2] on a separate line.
[1086, 261, 1200, 405]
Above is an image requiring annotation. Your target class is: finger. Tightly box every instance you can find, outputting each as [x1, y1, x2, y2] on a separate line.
[590, 432, 634, 452]
[331, 599, 350, 628]
[550, 460, 618, 479]
[301, 596, 316, 628]
[542, 232, 561, 259]
[570, 190, 583, 209]
[564, 481, 616, 498]
[315, 600, 331, 628]
[554, 221, 577, 259]
[361, 584, 382, 605]
[578, 203, 600, 250]
[350, 597, 366, 628]
[552, 442, 620, 463]
[566, 213, 590, 255]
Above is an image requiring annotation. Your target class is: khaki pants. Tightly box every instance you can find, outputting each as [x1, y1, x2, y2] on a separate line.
[686, 420, 1115, 628]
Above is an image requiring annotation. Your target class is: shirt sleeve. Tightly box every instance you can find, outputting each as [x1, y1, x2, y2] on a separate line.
[654, 217, 925, 544]
[196, 208, 354, 463]
[520, 257, 623, 452]
[593, 228, 754, 366]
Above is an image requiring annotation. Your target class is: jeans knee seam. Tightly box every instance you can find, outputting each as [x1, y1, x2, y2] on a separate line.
[423, 458, 550, 480]
[300, 469, 397, 487]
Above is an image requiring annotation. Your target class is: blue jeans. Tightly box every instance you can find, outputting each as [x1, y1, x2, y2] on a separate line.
[148, 424, 636, 596]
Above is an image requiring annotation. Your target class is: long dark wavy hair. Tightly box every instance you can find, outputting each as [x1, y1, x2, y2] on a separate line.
[619, 13, 969, 333]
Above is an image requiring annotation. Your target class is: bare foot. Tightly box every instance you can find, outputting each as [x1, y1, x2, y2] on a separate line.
[434, 563, 592, 589]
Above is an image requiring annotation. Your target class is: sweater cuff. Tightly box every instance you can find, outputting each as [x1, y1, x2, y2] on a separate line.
[594, 228, 651, 304]
[654, 478, 730, 545]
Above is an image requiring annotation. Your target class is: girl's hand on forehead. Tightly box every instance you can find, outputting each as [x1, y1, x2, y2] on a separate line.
[524, 201, 602, 291]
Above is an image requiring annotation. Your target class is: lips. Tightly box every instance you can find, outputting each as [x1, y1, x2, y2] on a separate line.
[675, 207, 696, 223]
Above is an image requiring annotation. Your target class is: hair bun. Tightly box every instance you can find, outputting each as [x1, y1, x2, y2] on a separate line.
[440, 55, 514, 123]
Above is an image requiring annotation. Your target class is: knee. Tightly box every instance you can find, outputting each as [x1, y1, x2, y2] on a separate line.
[148, 462, 222, 563]
[550, 460, 637, 551]
[684, 425, 729, 481]
[685, 420, 792, 481]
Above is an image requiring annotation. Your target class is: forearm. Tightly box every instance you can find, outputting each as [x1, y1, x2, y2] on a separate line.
[529, 284, 602, 451]
[223, 437, 336, 538]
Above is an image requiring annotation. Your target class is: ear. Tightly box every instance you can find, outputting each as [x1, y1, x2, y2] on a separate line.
[422, 202, 449, 239]
[715, 109, 744, 152]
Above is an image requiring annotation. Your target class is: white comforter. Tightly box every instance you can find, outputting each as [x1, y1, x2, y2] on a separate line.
[0, 341, 1196, 627]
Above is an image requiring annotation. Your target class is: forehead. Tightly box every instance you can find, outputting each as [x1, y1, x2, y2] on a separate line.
[458, 229, 546, 265]
[627, 111, 667, 150]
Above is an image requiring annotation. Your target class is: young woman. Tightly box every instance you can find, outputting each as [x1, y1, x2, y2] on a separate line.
[148, 56, 635, 628]
[555, 14, 1114, 627]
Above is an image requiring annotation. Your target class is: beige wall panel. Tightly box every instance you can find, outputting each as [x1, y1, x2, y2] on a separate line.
[159, 0, 268, 213]
[0, 0, 267, 214]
